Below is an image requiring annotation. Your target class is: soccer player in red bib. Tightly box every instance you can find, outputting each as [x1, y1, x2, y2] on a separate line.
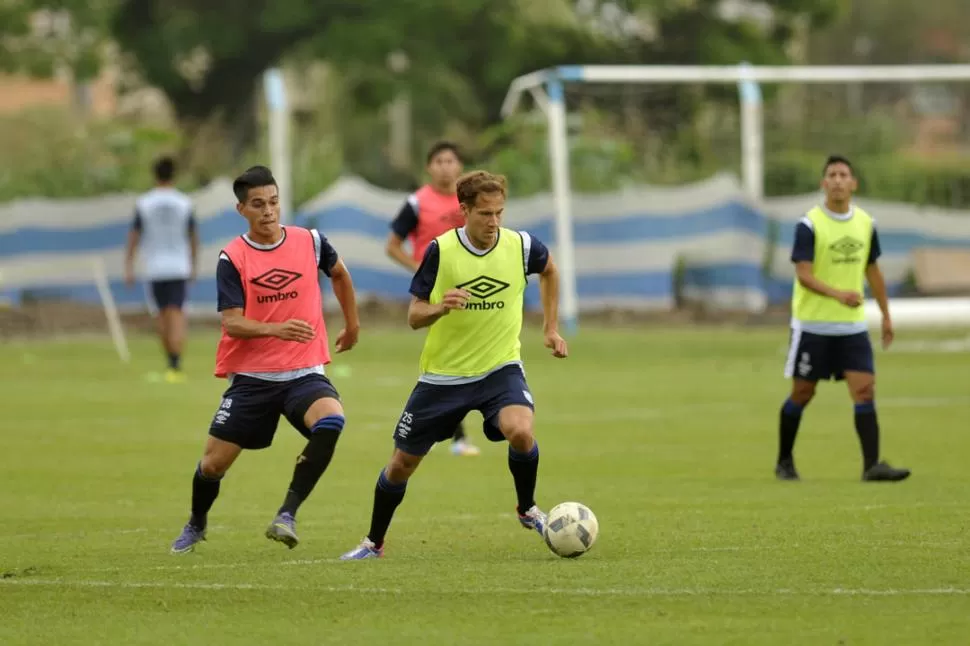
[385, 142, 480, 456]
[170, 165, 361, 554]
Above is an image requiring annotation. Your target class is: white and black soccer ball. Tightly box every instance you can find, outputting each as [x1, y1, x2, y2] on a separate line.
[543, 501, 598, 558]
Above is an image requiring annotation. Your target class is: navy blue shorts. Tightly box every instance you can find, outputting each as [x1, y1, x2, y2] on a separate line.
[208, 374, 340, 450]
[784, 330, 874, 381]
[150, 279, 187, 310]
[393, 365, 534, 456]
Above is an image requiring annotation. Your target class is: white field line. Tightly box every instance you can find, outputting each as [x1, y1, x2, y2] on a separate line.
[40, 536, 967, 576]
[1, 578, 968, 597]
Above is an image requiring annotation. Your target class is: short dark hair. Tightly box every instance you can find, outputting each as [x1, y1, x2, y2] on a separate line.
[456, 170, 507, 208]
[154, 156, 175, 182]
[232, 165, 277, 202]
[426, 141, 462, 165]
[823, 155, 854, 176]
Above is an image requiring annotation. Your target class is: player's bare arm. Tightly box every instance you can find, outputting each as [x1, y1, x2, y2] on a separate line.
[406, 289, 470, 330]
[385, 232, 420, 272]
[865, 262, 893, 349]
[794, 261, 862, 307]
[123, 227, 140, 287]
[220, 307, 315, 342]
[328, 258, 360, 352]
[539, 254, 567, 358]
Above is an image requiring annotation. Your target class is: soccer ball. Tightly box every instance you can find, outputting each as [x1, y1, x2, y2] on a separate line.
[542, 502, 598, 558]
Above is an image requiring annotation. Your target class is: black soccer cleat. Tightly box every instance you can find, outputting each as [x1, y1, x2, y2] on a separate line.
[774, 459, 800, 481]
[862, 461, 911, 482]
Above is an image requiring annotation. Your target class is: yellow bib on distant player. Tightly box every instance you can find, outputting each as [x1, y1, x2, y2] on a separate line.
[419, 228, 526, 376]
[791, 206, 873, 323]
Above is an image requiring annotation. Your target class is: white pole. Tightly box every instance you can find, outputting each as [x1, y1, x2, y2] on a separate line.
[92, 258, 131, 363]
[546, 79, 579, 333]
[563, 64, 970, 84]
[264, 68, 291, 224]
[737, 62, 764, 202]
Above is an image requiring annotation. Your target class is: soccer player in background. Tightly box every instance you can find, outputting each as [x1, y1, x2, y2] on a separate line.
[385, 141, 480, 457]
[125, 156, 199, 382]
[170, 165, 361, 554]
[341, 170, 568, 560]
[776, 155, 910, 483]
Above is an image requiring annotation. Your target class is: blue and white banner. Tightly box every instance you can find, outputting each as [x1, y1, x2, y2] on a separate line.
[2, 174, 968, 314]
[764, 193, 970, 303]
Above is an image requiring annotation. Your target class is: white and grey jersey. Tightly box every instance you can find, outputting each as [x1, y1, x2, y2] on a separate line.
[132, 188, 196, 281]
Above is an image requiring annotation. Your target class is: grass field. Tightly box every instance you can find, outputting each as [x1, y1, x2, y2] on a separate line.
[2, 324, 969, 645]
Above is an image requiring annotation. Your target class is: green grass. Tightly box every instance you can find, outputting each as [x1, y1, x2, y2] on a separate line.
[2, 325, 969, 645]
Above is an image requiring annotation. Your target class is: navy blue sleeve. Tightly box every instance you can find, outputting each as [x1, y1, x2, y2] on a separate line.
[132, 209, 143, 232]
[317, 232, 340, 277]
[526, 235, 550, 275]
[790, 222, 815, 263]
[216, 254, 245, 311]
[409, 240, 440, 300]
[868, 227, 882, 265]
[390, 199, 419, 239]
[187, 211, 197, 234]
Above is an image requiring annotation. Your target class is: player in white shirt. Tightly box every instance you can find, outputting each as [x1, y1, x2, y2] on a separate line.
[125, 156, 199, 382]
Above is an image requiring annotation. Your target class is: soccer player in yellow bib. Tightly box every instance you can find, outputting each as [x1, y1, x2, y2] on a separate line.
[341, 170, 568, 559]
[777, 155, 910, 483]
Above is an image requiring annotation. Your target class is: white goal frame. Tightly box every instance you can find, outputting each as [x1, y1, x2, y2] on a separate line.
[501, 64, 970, 332]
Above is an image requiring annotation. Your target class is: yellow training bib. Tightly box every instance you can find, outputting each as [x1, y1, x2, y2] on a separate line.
[419, 228, 527, 376]
[791, 206, 872, 323]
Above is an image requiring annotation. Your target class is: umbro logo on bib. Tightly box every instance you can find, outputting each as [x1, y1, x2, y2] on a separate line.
[251, 268, 302, 291]
[457, 275, 510, 299]
[456, 275, 510, 311]
[251, 268, 302, 304]
[829, 236, 864, 264]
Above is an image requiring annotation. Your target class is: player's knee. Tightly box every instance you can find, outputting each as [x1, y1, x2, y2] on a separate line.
[201, 440, 238, 477]
[790, 381, 816, 406]
[503, 424, 535, 454]
[386, 450, 421, 483]
[199, 457, 229, 479]
[853, 382, 875, 403]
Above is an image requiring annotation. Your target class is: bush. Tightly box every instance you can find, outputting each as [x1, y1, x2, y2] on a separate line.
[766, 151, 970, 210]
[474, 112, 646, 196]
[0, 109, 184, 201]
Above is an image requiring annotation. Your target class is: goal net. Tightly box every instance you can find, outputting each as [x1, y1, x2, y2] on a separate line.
[501, 65, 970, 328]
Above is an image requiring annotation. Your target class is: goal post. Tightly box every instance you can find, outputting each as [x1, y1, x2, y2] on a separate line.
[501, 64, 970, 332]
[263, 67, 293, 225]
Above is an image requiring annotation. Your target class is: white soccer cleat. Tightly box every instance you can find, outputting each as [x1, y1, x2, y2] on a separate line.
[516, 504, 547, 536]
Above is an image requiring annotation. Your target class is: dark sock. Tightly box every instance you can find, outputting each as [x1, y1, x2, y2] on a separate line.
[168, 353, 181, 370]
[778, 398, 804, 463]
[279, 415, 344, 516]
[854, 401, 880, 471]
[452, 421, 466, 443]
[508, 441, 540, 514]
[190, 462, 222, 529]
[367, 469, 407, 548]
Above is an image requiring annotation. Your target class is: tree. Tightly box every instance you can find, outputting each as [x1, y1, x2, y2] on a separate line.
[108, 0, 615, 179]
[0, 0, 115, 111]
[807, 0, 970, 65]
[111, 0, 365, 162]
